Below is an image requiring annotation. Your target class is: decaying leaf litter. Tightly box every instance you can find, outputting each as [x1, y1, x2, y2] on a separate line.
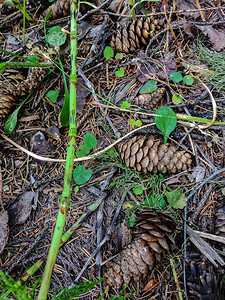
[0, 0, 225, 298]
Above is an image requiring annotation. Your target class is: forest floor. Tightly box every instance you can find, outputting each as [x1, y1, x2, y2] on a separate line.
[1, 0, 225, 299]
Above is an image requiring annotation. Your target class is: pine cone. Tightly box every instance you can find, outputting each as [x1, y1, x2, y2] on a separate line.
[0, 94, 15, 117]
[133, 88, 166, 110]
[43, 0, 96, 20]
[0, 68, 46, 118]
[215, 206, 225, 237]
[117, 135, 192, 174]
[110, 17, 163, 53]
[18, 68, 46, 94]
[104, 210, 175, 288]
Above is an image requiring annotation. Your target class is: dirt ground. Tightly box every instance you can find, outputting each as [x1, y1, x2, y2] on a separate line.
[1, 0, 225, 299]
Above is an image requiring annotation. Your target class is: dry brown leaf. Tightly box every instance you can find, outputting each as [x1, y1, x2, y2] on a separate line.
[0, 210, 8, 254]
[8, 191, 38, 225]
[196, 26, 225, 52]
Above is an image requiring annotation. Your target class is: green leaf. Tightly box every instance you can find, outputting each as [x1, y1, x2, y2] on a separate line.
[104, 46, 114, 59]
[115, 53, 123, 60]
[73, 165, 92, 185]
[129, 216, 136, 227]
[183, 75, 194, 86]
[44, 9, 52, 38]
[46, 26, 67, 47]
[46, 89, 59, 103]
[4, 108, 19, 134]
[60, 93, 69, 127]
[135, 120, 142, 127]
[165, 190, 187, 209]
[133, 186, 143, 195]
[76, 145, 90, 158]
[74, 186, 79, 194]
[83, 133, 97, 150]
[172, 93, 183, 104]
[155, 106, 177, 143]
[170, 72, 183, 83]
[129, 119, 136, 128]
[27, 55, 39, 62]
[115, 67, 125, 77]
[144, 194, 166, 209]
[139, 80, 157, 94]
[120, 101, 131, 109]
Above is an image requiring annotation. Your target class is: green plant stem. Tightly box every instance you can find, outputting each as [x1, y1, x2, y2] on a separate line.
[23, 0, 25, 44]
[0, 196, 104, 299]
[37, 1, 78, 299]
[11, 0, 33, 21]
[170, 258, 183, 300]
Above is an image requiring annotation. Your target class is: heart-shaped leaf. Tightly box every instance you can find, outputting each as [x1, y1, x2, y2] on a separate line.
[115, 67, 124, 77]
[76, 145, 90, 158]
[46, 26, 67, 47]
[139, 80, 157, 94]
[104, 46, 114, 59]
[83, 133, 97, 149]
[73, 165, 92, 185]
[172, 93, 183, 104]
[170, 72, 183, 83]
[155, 106, 177, 143]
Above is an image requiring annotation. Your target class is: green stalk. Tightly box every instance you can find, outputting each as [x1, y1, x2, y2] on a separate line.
[0, 196, 104, 299]
[37, 1, 79, 299]
[23, 0, 25, 44]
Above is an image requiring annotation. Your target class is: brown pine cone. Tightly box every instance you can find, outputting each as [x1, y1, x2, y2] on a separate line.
[0, 68, 46, 118]
[0, 94, 15, 118]
[18, 68, 46, 94]
[104, 210, 175, 288]
[43, 0, 96, 19]
[133, 88, 166, 110]
[110, 17, 163, 53]
[117, 135, 192, 174]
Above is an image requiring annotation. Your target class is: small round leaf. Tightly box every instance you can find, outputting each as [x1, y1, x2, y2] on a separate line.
[170, 72, 183, 83]
[83, 133, 97, 150]
[104, 46, 114, 59]
[172, 93, 183, 105]
[183, 75, 194, 86]
[133, 186, 143, 195]
[115, 53, 123, 60]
